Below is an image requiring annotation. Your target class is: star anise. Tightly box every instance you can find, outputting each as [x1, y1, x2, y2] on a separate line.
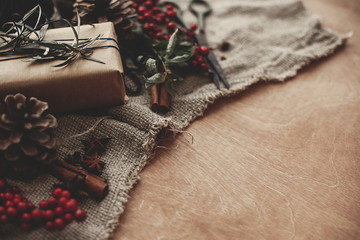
[81, 153, 105, 174]
[64, 151, 82, 166]
[82, 137, 111, 156]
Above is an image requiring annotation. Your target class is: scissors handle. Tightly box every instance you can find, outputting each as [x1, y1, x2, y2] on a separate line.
[188, 0, 212, 32]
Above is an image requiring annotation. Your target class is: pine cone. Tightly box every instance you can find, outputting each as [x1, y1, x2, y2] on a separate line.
[0, 94, 60, 178]
[73, 0, 137, 39]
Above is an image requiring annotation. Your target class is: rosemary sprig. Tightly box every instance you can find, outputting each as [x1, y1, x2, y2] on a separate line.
[0, 5, 106, 67]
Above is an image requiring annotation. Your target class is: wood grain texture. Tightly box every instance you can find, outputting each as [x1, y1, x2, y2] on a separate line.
[114, 0, 360, 239]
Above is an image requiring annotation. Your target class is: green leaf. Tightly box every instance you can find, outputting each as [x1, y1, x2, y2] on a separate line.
[22, 5, 41, 23]
[39, 23, 49, 40]
[53, 53, 78, 67]
[144, 72, 167, 88]
[165, 28, 179, 59]
[37, 41, 67, 50]
[0, 37, 16, 50]
[81, 55, 105, 64]
[145, 58, 158, 75]
[75, 8, 81, 37]
[165, 43, 195, 66]
[32, 4, 42, 30]
[165, 53, 193, 65]
[168, 73, 184, 83]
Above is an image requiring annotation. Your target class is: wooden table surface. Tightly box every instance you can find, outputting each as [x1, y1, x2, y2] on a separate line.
[114, 0, 360, 239]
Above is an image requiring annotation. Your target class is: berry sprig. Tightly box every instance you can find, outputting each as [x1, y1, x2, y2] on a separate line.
[0, 178, 87, 232]
[133, 0, 210, 72]
[191, 45, 210, 71]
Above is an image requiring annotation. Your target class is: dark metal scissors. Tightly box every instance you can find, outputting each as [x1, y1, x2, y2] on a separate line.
[189, 0, 230, 90]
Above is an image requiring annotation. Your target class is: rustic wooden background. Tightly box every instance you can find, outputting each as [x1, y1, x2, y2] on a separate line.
[114, 0, 360, 239]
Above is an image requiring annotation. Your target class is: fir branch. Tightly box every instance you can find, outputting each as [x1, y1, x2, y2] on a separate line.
[0, 5, 106, 67]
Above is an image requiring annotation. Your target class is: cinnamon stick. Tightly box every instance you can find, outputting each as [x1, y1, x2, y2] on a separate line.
[159, 84, 171, 113]
[50, 160, 108, 200]
[150, 84, 159, 112]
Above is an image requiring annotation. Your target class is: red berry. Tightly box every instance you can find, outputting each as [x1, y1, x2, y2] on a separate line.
[44, 209, 55, 220]
[45, 221, 55, 231]
[6, 207, 17, 218]
[166, 4, 174, 11]
[190, 24, 198, 31]
[200, 46, 209, 56]
[64, 199, 78, 212]
[195, 45, 201, 55]
[143, 22, 150, 31]
[197, 57, 204, 64]
[0, 214, 8, 224]
[200, 63, 208, 71]
[13, 198, 21, 206]
[143, 12, 152, 20]
[166, 10, 177, 18]
[54, 218, 65, 230]
[0, 179, 5, 189]
[132, 3, 138, 9]
[31, 209, 43, 221]
[144, 0, 152, 8]
[191, 60, 198, 67]
[21, 213, 31, 222]
[138, 15, 145, 22]
[187, 31, 195, 38]
[52, 188, 63, 199]
[4, 192, 13, 200]
[0, 193, 5, 200]
[39, 200, 48, 210]
[61, 190, 71, 199]
[74, 209, 87, 222]
[5, 200, 14, 208]
[63, 213, 73, 223]
[54, 207, 63, 217]
[149, 23, 156, 29]
[58, 197, 68, 207]
[152, 6, 159, 13]
[27, 202, 35, 210]
[13, 194, 21, 199]
[17, 201, 27, 212]
[21, 223, 31, 232]
[0, 206, 5, 214]
[155, 16, 163, 23]
[12, 186, 20, 193]
[138, 6, 147, 14]
[47, 198, 57, 209]
[167, 22, 176, 30]
[155, 32, 163, 39]
[156, 12, 165, 18]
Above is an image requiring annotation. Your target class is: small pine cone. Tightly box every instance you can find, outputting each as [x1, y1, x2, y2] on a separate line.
[0, 94, 60, 178]
[73, 0, 137, 39]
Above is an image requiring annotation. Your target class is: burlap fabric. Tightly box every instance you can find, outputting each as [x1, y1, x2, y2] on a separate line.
[0, 0, 349, 239]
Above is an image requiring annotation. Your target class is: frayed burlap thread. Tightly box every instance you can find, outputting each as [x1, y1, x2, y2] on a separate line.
[0, 0, 350, 239]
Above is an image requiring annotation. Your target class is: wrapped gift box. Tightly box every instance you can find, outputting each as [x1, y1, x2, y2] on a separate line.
[0, 22, 128, 112]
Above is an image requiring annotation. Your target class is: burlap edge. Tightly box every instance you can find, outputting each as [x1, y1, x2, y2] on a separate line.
[173, 32, 351, 130]
[97, 31, 350, 240]
[98, 118, 173, 240]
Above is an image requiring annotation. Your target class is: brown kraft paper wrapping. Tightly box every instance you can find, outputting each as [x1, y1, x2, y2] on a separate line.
[0, 22, 128, 113]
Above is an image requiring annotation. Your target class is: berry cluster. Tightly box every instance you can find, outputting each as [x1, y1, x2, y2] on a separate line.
[0, 178, 86, 232]
[133, 0, 210, 71]
[191, 45, 210, 71]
